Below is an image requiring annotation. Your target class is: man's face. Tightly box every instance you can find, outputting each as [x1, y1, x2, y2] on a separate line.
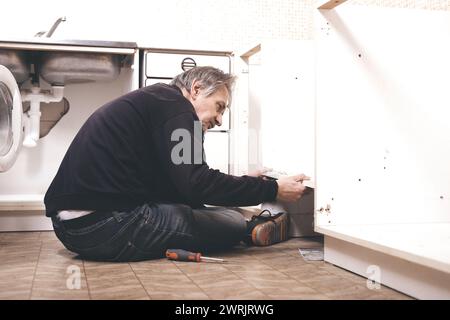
[187, 81, 229, 132]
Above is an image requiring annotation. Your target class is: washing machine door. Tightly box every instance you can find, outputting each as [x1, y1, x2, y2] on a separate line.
[0, 65, 23, 172]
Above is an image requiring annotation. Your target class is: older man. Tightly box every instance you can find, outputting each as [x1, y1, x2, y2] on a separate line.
[45, 66, 308, 261]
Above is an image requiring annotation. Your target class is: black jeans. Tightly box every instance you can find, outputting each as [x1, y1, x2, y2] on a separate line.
[51, 203, 247, 262]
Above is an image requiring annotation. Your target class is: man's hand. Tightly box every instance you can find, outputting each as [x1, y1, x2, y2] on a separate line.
[276, 174, 310, 202]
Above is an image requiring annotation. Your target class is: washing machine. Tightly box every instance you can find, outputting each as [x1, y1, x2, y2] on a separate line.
[0, 65, 23, 172]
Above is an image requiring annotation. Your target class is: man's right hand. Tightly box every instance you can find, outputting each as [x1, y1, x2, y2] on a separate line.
[276, 174, 310, 202]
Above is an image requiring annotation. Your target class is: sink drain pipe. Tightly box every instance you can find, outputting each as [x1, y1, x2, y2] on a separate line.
[20, 85, 64, 147]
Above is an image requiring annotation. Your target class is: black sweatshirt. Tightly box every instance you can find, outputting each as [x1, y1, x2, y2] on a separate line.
[44, 84, 278, 217]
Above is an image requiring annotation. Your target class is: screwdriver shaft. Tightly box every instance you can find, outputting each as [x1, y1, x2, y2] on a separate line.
[201, 256, 225, 262]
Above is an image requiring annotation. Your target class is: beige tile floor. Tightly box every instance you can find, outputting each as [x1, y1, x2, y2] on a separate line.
[0, 231, 413, 300]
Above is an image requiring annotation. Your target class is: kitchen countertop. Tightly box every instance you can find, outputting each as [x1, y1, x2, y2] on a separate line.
[0, 38, 137, 54]
[137, 41, 232, 55]
[0, 38, 234, 55]
[0, 38, 137, 48]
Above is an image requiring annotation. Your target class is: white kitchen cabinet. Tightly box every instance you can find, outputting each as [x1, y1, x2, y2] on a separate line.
[145, 52, 230, 79]
[315, 4, 450, 299]
[144, 78, 171, 86]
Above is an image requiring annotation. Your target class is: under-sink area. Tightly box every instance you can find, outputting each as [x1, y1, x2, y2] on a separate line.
[0, 38, 137, 170]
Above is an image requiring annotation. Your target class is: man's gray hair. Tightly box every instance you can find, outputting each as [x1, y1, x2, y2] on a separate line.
[171, 66, 236, 106]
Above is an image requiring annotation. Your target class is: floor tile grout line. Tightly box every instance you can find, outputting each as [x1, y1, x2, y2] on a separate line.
[82, 260, 93, 300]
[28, 239, 44, 300]
[223, 261, 273, 300]
[254, 249, 333, 298]
[234, 243, 350, 298]
[235, 263, 313, 297]
[129, 262, 153, 300]
[276, 265, 344, 298]
[172, 261, 213, 300]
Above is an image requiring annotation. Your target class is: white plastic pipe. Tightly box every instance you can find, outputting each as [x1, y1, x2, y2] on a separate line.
[21, 86, 64, 147]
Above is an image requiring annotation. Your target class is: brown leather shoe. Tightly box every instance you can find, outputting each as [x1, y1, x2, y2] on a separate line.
[248, 210, 290, 246]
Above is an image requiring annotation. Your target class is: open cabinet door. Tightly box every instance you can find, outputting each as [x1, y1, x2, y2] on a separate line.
[0, 65, 23, 172]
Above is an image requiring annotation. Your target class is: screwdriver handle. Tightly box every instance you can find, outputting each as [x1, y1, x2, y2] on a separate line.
[166, 249, 201, 262]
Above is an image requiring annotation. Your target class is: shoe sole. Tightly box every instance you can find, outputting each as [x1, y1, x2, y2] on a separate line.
[251, 214, 289, 246]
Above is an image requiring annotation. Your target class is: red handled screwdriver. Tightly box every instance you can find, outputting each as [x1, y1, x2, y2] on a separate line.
[165, 249, 224, 263]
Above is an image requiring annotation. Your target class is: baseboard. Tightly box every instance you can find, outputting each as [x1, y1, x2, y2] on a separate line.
[0, 210, 53, 231]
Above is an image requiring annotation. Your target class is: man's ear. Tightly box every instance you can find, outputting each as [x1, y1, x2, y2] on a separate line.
[191, 80, 202, 100]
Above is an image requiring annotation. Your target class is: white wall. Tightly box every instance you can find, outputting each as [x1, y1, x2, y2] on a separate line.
[350, 0, 450, 11]
[4, 1, 445, 52]
[1, 0, 313, 51]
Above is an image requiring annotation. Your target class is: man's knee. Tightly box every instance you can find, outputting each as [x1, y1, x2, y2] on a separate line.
[191, 207, 246, 235]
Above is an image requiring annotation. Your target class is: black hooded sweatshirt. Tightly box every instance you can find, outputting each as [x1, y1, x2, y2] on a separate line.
[44, 84, 277, 217]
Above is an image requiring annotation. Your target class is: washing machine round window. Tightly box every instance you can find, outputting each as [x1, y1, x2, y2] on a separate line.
[0, 65, 23, 172]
